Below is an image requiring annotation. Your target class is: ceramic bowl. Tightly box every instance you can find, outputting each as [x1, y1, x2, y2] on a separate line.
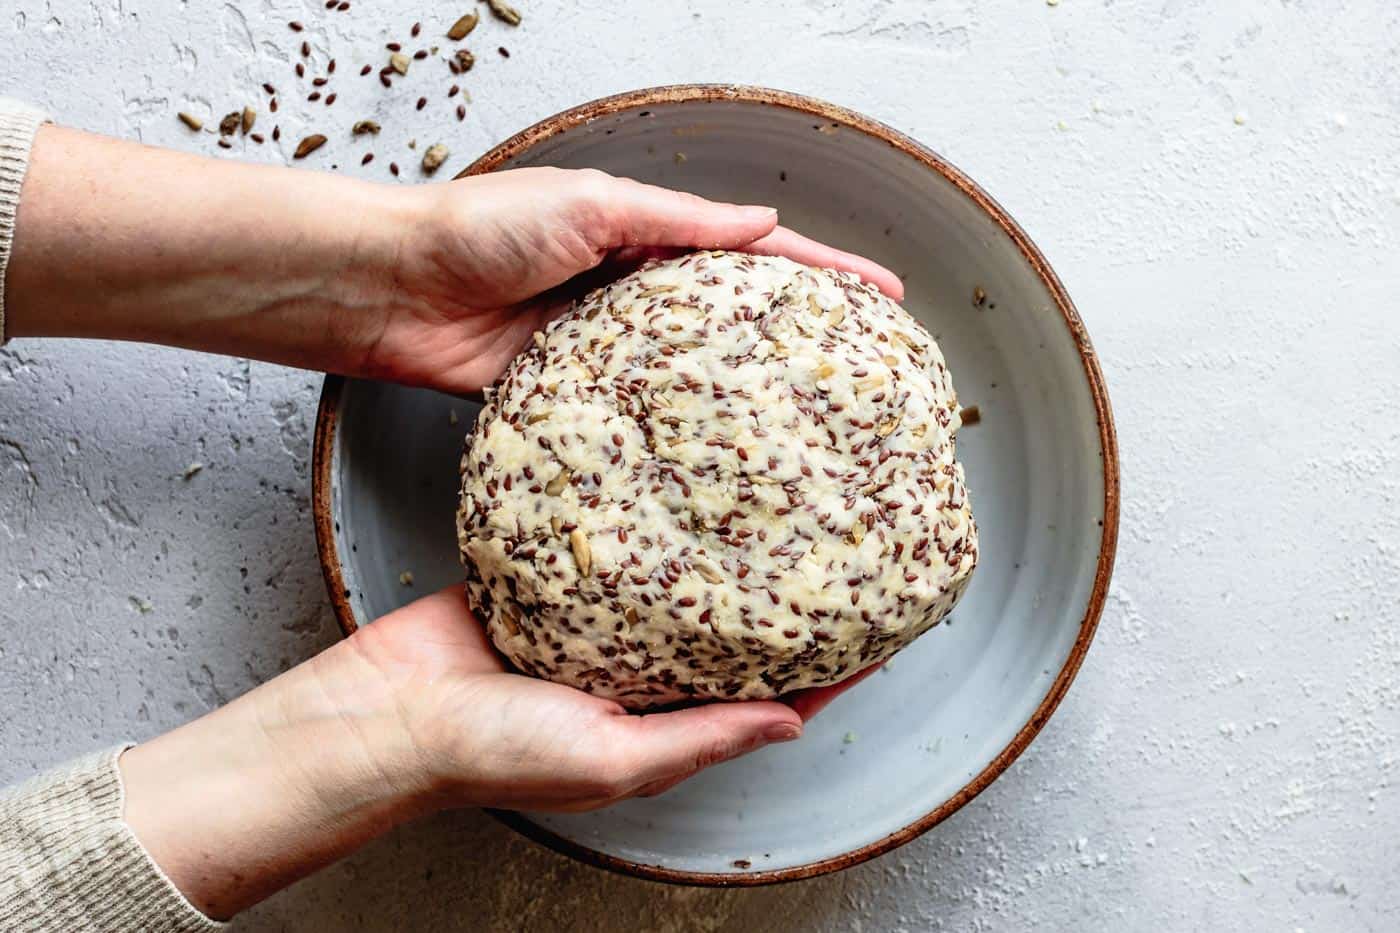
[312, 85, 1118, 885]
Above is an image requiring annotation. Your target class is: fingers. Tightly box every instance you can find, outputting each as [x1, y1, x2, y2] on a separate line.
[740, 226, 905, 300]
[784, 663, 884, 722]
[588, 173, 779, 251]
[605, 700, 802, 795]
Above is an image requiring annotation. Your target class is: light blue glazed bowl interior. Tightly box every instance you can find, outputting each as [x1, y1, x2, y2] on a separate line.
[324, 93, 1109, 875]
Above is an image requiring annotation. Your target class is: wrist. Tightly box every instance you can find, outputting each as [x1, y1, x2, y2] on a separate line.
[120, 642, 431, 918]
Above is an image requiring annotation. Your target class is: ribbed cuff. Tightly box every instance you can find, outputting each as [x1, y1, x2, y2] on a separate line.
[0, 746, 225, 933]
[0, 97, 50, 346]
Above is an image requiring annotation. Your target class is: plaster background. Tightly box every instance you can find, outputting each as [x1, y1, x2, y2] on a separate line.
[2, 1, 1398, 930]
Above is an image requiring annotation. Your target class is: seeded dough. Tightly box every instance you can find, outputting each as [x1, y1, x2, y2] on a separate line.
[457, 251, 977, 709]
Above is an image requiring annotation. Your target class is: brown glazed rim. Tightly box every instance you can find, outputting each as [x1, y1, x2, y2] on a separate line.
[311, 84, 1120, 887]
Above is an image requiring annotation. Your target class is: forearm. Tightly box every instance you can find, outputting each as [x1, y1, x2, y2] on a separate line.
[5, 124, 413, 371]
[119, 639, 430, 920]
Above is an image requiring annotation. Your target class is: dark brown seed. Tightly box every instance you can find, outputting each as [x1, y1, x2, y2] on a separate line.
[359, 64, 371, 76]
[337, 0, 349, 9]
[313, 76, 328, 86]
[261, 82, 276, 95]
[176, 111, 203, 131]
[456, 104, 466, 121]
[301, 41, 310, 57]
[328, 59, 337, 74]
[218, 111, 240, 135]
[411, 22, 421, 37]
[380, 74, 392, 88]
[446, 12, 478, 40]
[448, 84, 459, 98]
[959, 405, 982, 426]
[455, 49, 475, 71]
[352, 120, 381, 135]
[250, 133, 265, 144]
[288, 21, 303, 32]
[389, 162, 400, 176]
[413, 49, 428, 60]
[325, 93, 337, 106]
[487, 0, 522, 26]
[361, 152, 374, 165]
[308, 91, 321, 101]
[295, 62, 305, 77]
[272, 125, 281, 141]
[497, 46, 510, 57]
[216, 138, 232, 149]
[416, 96, 427, 110]
[386, 42, 401, 51]
[294, 134, 327, 159]
[270, 97, 278, 112]
[448, 59, 460, 75]
[325, 0, 336, 8]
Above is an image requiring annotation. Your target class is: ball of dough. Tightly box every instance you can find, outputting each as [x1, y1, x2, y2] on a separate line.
[457, 251, 977, 709]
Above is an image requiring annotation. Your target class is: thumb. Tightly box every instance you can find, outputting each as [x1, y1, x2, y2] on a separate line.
[591, 173, 779, 250]
[608, 701, 802, 794]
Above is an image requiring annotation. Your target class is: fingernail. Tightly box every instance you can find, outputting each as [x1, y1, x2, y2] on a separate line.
[762, 722, 802, 743]
[738, 205, 777, 220]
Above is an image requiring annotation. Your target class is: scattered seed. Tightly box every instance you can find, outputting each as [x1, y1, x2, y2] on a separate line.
[240, 107, 256, 133]
[313, 76, 328, 86]
[380, 74, 392, 88]
[497, 46, 510, 57]
[407, 139, 416, 149]
[182, 462, 204, 480]
[295, 62, 305, 77]
[294, 134, 327, 158]
[386, 42, 402, 52]
[217, 138, 232, 149]
[569, 529, 592, 577]
[218, 111, 240, 135]
[301, 41, 310, 57]
[360, 64, 372, 76]
[399, 571, 414, 586]
[250, 133, 265, 144]
[447, 12, 479, 40]
[545, 468, 571, 496]
[288, 20, 303, 32]
[959, 405, 982, 426]
[352, 119, 381, 135]
[389, 161, 400, 176]
[270, 97, 279, 113]
[448, 84, 460, 98]
[422, 142, 449, 173]
[337, 0, 349, 9]
[308, 91, 321, 101]
[411, 21, 421, 37]
[456, 104, 466, 121]
[362, 152, 374, 165]
[413, 49, 428, 60]
[487, 0, 522, 26]
[261, 82, 276, 95]
[389, 52, 410, 74]
[455, 49, 475, 71]
[972, 285, 987, 308]
[325, 93, 337, 106]
[272, 125, 281, 141]
[177, 111, 203, 131]
[416, 96, 427, 110]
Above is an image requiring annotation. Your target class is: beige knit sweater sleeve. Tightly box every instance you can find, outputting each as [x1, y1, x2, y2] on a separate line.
[0, 97, 223, 932]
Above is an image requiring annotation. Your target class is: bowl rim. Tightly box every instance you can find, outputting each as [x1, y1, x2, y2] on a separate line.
[311, 82, 1120, 887]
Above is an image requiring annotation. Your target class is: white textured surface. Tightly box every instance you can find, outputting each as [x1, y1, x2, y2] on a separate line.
[2, 1, 1397, 930]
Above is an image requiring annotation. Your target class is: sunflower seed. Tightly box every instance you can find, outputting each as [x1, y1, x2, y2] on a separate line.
[545, 468, 571, 496]
[389, 52, 410, 74]
[352, 120, 381, 135]
[240, 107, 256, 134]
[294, 134, 327, 159]
[177, 112, 203, 131]
[447, 12, 478, 40]
[487, 0, 522, 26]
[569, 529, 592, 577]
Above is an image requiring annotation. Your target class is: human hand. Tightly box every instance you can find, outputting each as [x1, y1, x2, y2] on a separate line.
[7, 130, 903, 395]
[120, 586, 870, 917]
[339, 167, 905, 394]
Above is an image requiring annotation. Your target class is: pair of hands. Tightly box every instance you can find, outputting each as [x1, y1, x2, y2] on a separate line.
[9, 125, 898, 917]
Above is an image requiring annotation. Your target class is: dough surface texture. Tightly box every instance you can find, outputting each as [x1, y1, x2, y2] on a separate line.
[457, 251, 977, 709]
